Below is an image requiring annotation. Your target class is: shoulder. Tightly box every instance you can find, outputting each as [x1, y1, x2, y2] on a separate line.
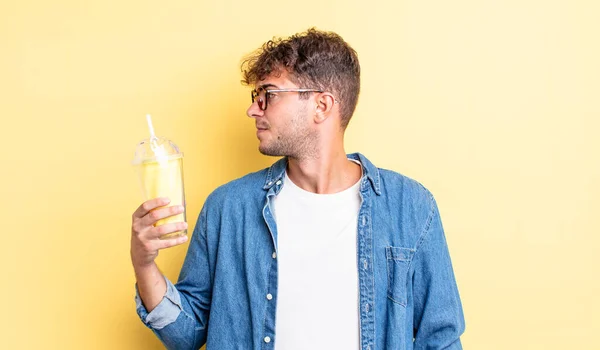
[376, 168, 441, 246]
[203, 167, 268, 209]
[376, 167, 438, 230]
[353, 152, 435, 207]
[378, 168, 435, 205]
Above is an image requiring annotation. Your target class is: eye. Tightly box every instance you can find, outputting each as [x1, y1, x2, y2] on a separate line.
[266, 91, 277, 99]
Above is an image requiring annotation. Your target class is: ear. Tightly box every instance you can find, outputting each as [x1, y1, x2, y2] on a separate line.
[313, 92, 338, 124]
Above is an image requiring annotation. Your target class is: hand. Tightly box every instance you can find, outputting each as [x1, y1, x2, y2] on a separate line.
[130, 197, 188, 268]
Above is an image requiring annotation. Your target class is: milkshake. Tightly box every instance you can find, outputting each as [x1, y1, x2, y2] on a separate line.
[133, 115, 187, 239]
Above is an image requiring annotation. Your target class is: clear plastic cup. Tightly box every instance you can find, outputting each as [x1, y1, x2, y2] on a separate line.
[132, 136, 186, 239]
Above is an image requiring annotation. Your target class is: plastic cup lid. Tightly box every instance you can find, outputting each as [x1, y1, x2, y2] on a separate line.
[132, 136, 183, 165]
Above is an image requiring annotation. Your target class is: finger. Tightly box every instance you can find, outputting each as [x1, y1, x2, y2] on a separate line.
[133, 197, 171, 219]
[141, 204, 184, 227]
[156, 234, 189, 249]
[146, 221, 188, 240]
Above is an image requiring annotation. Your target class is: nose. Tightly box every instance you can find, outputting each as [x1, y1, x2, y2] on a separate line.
[246, 101, 263, 119]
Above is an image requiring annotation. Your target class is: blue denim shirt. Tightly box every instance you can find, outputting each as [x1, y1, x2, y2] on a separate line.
[135, 153, 465, 350]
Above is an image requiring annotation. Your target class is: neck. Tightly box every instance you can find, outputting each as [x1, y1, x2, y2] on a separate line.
[286, 136, 361, 194]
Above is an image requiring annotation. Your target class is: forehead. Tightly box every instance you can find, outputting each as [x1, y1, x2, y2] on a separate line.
[255, 69, 297, 89]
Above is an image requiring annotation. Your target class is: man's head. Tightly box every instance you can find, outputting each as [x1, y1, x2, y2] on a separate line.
[242, 28, 361, 129]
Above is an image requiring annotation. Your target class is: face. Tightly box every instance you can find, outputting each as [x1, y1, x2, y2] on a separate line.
[246, 71, 319, 159]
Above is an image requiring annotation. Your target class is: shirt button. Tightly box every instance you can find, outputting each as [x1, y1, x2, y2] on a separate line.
[266, 293, 273, 300]
[264, 336, 271, 343]
[267, 181, 273, 186]
[272, 252, 277, 259]
[366, 345, 371, 350]
[276, 180, 282, 185]
[365, 303, 370, 313]
[363, 259, 368, 270]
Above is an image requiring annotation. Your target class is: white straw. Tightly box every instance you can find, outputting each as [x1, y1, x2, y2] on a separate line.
[146, 114, 156, 140]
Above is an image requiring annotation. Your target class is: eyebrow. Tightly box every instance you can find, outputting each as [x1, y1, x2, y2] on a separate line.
[257, 83, 279, 90]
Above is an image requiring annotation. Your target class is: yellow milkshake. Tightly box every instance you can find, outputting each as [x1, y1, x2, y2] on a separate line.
[136, 155, 186, 238]
[133, 128, 187, 239]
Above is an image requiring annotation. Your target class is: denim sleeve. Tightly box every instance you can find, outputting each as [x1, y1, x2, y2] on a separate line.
[134, 206, 212, 350]
[412, 195, 465, 349]
[135, 276, 182, 329]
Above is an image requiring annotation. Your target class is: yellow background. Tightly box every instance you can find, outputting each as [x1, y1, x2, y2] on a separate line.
[1, 0, 598, 349]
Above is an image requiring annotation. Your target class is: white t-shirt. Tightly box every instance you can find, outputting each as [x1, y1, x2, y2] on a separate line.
[271, 163, 362, 350]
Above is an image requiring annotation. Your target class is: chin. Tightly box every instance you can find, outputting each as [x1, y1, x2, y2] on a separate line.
[258, 147, 277, 157]
[258, 144, 284, 157]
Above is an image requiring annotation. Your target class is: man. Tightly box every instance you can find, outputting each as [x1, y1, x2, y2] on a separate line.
[131, 28, 465, 350]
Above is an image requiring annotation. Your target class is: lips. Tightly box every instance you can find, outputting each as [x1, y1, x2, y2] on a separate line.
[256, 124, 269, 131]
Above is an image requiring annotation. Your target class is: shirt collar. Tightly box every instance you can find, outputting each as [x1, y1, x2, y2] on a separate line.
[262, 152, 381, 196]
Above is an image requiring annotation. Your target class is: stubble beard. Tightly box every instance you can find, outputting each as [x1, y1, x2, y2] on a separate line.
[258, 109, 319, 160]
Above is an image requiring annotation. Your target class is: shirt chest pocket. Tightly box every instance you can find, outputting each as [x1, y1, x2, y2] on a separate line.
[386, 246, 415, 307]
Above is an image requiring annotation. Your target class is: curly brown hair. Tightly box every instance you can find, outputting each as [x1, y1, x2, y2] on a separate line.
[241, 28, 361, 128]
